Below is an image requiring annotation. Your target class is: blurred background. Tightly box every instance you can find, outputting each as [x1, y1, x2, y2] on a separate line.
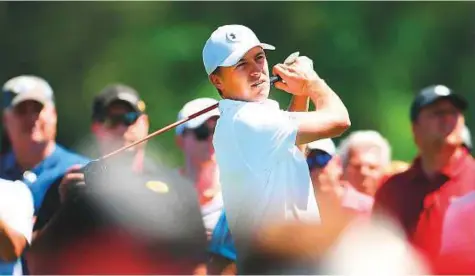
[1, 1, 474, 166]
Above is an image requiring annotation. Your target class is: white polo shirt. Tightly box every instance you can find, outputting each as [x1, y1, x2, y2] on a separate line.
[213, 99, 320, 256]
[0, 179, 34, 275]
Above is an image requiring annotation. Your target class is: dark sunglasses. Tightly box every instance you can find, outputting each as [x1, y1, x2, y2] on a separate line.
[184, 123, 215, 141]
[307, 149, 333, 170]
[101, 112, 142, 128]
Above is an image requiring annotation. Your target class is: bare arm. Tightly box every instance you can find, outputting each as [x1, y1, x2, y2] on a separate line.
[287, 95, 310, 152]
[274, 57, 351, 145]
[0, 219, 28, 262]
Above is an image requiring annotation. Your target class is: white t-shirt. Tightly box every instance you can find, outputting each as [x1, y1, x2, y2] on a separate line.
[213, 99, 320, 256]
[201, 192, 224, 234]
[0, 179, 34, 275]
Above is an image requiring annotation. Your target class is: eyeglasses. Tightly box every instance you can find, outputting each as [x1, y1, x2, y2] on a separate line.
[307, 149, 333, 170]
[183, 123, 215, 141]
[101, 112, 142, 128]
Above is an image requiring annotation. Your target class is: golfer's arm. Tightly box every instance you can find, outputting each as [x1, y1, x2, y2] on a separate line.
[0, 219, 28, 262]
[293, 79, 350, 145]
[287, 96, 310, 152]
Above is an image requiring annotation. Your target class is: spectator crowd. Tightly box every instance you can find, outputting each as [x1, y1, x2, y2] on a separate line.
[0, 27, 474, 275]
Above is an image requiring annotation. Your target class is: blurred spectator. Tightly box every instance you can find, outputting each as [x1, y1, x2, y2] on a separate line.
[338, 130, 391, 196]
[0, 75, 89, 232]
[307, 139, 373, 224]
[26, 84, 208, 274]
[59, 84, 151, 202]
[175, 98, 223, 237]
[436, 191, 475, 274]
[461, 124, 472, 153]
[0, 179, 34, 275]
[26, 156, 208, 274]
[373, 85, 475, 271]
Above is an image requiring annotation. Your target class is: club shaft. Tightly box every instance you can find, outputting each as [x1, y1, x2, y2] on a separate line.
[100, 103, 219, 160]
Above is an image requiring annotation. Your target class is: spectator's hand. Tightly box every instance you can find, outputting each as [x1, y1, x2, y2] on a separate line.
[272, 56, 321, 96]
[59, 164, 85, 203]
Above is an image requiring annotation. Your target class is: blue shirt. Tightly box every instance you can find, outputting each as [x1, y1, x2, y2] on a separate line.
[208, 213, 237, 261]
[0, 143, 89, 216]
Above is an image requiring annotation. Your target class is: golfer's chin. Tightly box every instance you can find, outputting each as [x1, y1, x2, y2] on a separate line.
[249, 83, 270, 102]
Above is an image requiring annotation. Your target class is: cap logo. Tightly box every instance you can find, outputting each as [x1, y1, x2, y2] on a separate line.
[226, 31, 240, 43]
[434, 85, 450, 96]
[137, 100, 146, 112]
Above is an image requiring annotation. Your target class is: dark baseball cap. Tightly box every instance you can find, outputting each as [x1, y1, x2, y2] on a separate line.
[92, 84, 146, 121]
[410, 85, 468, 122]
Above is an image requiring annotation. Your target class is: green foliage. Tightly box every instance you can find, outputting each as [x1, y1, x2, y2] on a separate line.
[1, 2, 473, 165]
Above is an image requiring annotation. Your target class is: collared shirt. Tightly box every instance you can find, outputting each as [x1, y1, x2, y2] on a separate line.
[0, 143, 90, 230]
[341, 183, 374, 214]
[373, 149, 475, 264]
[0, 179, 34, 275]
[213, 99, 320, 260]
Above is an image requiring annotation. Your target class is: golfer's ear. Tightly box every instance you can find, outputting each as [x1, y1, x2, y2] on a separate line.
[209, 74, 224, 90]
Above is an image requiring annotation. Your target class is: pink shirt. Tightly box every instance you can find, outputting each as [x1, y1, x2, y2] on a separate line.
[341, 184, 374, 214]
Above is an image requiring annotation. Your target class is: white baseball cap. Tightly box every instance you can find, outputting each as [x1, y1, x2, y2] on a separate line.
[462, 125, 472, 151]
[307, 138, 336, 156]
[202, 24, 275, 75]
[2, 75, 54, 109]
[175, 98, 220, 135]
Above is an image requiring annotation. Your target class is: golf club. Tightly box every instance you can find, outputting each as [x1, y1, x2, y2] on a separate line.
[83, 51, 301, 167]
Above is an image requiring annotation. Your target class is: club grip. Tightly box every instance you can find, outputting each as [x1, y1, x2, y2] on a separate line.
[270, 75, 282, 85]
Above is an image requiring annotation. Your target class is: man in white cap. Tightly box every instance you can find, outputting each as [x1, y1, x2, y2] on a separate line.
[175, 98, 223, 237]
[1, 75, 89, 233]
[202, 24, 350, 269]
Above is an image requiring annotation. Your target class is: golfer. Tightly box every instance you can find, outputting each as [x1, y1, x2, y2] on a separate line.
[202, 24, 350, 264]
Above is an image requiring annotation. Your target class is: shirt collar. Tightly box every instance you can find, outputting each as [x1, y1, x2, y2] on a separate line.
[2, 143, 59, 175]
[218, 98, 279, 114]
[411, 147, 472, 179]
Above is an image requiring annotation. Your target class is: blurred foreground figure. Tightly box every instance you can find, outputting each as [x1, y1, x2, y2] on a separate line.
[307, 139, 373, 224]
[436, 191, 475, 274]
[26, 156, 208, 274]
[373, 85, 475, 271]
[0, 179, 34, 275]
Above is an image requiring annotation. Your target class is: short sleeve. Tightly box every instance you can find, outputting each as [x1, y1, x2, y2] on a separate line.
[233, 103, 298, 169]
[2, 181, 34, 243]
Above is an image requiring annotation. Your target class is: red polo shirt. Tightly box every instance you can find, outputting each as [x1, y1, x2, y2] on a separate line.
[373, 148, 475, 271]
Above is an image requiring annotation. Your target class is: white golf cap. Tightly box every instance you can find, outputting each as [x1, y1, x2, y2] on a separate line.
[2, 75, 54, 109]
[176, 98, 220, 135]
[462, 125, 472, 151]
[307, 138, 336, 156]
[202, 24, 275, 75]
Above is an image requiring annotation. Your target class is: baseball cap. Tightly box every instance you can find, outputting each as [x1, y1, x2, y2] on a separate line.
[410, 85, 468, 122]
[2, 75, 54, 109]
[92, 84, 146, 121]
[202, 24, 275, 75]
[462, 125, 472, 152]
[307, 139, 336, 170]
[307, 138, 336, 156]
[175, 98, 220, 135]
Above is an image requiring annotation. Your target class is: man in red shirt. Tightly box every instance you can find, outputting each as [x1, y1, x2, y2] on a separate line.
[373, 84, 475, 272]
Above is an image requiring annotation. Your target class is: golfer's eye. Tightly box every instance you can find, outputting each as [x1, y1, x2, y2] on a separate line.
[236, 62, 246, 68]
[256, 54, 265, 60]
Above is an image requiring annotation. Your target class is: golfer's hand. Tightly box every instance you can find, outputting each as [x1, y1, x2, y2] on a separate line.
[272, 56, 321, 96]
